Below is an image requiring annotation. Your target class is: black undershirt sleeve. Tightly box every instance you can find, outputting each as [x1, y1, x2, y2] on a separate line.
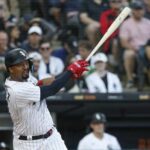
[40, 71, 72, 100]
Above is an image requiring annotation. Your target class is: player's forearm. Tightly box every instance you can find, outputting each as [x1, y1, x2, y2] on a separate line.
[40, 71, 72, 100]
[80, 13, 96, 25]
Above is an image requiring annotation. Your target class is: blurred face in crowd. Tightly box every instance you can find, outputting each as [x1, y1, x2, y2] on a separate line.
[144, 0, 150, 6]
[40, 42, 52, 59]
[90, 122, 105, 136]
[28, 33, 41, 46]
[110, 0, 122, 10]
[9, 60, 30, 81]
[11, 26, 20, 40]
[0, 32, 8, 52]
[78, 46, 91, 59]
[32, 59, 41, 72]
[95, 61, 107, 72]
[132, 8, 145, 20]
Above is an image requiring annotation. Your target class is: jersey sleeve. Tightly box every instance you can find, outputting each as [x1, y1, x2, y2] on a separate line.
[77, 138, 89, 150]
[108, 136, 121, 150]
[14, 82, 41, 107]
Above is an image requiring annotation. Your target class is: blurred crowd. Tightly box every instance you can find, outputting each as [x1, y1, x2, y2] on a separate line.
[0, 0, 150, 92]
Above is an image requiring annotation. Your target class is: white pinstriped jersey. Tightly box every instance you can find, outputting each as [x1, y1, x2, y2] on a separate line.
[5, 78, 54, 136]
[78, 133, 121, 150]
[5, 78, 68, 150]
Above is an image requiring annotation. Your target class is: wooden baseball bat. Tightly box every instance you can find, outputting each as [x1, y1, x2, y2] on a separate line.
[86, 7, 131, 61]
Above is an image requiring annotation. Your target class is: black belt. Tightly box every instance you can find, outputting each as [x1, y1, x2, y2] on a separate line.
[18, 129, 53, 140]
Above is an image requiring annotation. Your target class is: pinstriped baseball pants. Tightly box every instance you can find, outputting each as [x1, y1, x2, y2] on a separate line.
[13, 128, 68, 150]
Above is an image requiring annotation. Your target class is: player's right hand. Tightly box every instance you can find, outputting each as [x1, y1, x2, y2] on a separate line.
[67, 60, 89, 79]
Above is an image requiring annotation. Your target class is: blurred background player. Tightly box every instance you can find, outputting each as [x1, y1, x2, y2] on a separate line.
[77, 113, 121, 150]
[86, 53, 122, 93]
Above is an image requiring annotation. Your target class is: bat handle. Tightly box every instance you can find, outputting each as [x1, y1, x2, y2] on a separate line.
[86, 55, 91, 62]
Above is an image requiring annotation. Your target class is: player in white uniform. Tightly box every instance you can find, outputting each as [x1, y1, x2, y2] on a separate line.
[4, 48, 88, 150]
[78, 113, 121, 150]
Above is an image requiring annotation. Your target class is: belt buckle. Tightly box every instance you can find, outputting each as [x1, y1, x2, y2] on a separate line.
[27, 135, 32, 140]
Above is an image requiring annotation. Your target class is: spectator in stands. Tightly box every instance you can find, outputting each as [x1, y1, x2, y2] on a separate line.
[0, 31, 8, 85]
[38, 40, 64, 79]
[29, 52, 42, 79]
[0, 0, 10, 30]
[53, 36, 78, 67]
[74, 40, 95, 92]
[80, 0, 108, 46]
[6, 15, 18, 28]
[77, 113, 121, 150]
[137, 39, 150, 90]
[64, 0, 80, 34]
[19, 14, 34, 42]
[144, 0, 150, 19]
[119, 1, 150, 88]
[77, 40, 92, 63]
[30, 17, 57, 40]
[7, 25, 21, 49]
[48, 0, 64, 27]
[21, 26, 42, 53]
[86, 53, 122, 93]
[99, 0, 122, 67]
[30, 0, 49, 19]
[0, 3, 6, 31]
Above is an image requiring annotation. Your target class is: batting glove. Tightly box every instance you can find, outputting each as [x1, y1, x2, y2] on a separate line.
[67, 60, 89, 79]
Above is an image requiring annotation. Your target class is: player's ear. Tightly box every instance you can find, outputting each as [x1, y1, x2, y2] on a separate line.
[90, 123, 93, 129]
[8, 67, 14, 74]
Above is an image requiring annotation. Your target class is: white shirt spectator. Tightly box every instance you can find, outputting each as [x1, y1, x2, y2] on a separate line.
[38, 56, 64, 80]
[86, 71, 122, 93]
[85, 53, 122, 93]
[78, 132, 121, 150]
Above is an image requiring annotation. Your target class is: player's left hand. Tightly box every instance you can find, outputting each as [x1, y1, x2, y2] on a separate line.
[67, 60, 89, 79]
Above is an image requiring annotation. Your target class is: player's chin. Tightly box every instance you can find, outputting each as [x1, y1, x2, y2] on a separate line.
[22, 73, 29, 80]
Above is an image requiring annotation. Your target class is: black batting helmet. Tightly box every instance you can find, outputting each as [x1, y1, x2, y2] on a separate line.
[5, 48, 32, 68]
[90, 113, 107, 124]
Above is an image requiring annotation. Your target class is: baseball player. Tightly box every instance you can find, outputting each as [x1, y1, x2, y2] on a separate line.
[4, 48, 88, 150]
[77, 113, 121, 150]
